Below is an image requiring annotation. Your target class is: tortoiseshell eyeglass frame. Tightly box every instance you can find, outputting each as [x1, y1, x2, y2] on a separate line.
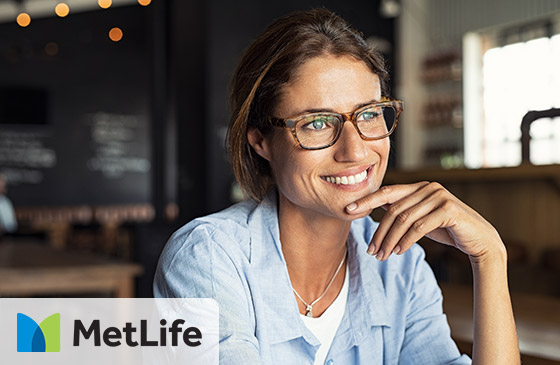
[268, 98, 404, 150]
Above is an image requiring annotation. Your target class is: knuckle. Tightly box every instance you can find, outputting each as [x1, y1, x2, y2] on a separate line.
[428, 181, 444, 191]
[432, 189, 447, 200]
[412, 220, 425, 232]
[396, 211, 410, 224]
[440, 199, 455, 211]
[386, 203, 400, 216]
[380, 185, 392, 195]
[430, 184, 449, 200]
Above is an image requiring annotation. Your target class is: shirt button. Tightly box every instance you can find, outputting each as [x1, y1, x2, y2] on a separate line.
[326, 360, 334, 365]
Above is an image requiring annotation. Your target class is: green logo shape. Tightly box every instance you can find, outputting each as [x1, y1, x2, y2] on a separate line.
[17, 313, 60, 352]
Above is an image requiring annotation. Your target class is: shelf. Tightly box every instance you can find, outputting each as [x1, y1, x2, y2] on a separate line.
[385, 164, 560, 190]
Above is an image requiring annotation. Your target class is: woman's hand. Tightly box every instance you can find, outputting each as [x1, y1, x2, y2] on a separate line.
[346, 181, 520, 364]
[345, 181, 506, 262]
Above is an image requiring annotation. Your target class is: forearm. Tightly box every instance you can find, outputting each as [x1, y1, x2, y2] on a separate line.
[470, 246, 520, 364]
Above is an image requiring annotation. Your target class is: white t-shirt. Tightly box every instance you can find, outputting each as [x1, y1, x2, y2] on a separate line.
[300, 265, 349, 365]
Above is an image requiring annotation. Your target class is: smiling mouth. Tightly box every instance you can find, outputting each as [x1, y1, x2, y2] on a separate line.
[322, 168, 369, 185]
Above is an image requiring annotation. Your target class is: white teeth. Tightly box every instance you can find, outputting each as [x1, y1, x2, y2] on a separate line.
[324, 170, 368, 185]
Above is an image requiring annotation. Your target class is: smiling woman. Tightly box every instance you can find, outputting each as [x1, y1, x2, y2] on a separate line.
[154, 8, 520, 365]
[248, 55, 392, 221]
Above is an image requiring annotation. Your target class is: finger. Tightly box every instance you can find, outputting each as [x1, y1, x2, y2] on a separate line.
[394, 206, 454, 257]
[346, 181, 430, 215]
[367, 185, 436, 256]
[373, 194, 441, 260]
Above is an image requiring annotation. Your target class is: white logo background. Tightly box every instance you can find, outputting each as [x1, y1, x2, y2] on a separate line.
[0, 298, 219, 365]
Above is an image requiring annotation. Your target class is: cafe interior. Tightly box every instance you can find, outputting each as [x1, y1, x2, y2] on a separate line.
[0, 0, 559, 362]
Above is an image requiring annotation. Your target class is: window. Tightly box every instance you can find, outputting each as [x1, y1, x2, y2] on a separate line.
[464, 20, 560, 168]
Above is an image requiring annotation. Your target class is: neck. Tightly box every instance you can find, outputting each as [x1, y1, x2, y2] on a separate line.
[277, 193, 350, 316]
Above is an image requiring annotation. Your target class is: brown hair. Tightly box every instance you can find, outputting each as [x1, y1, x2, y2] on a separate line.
[227, 8, 389, 201]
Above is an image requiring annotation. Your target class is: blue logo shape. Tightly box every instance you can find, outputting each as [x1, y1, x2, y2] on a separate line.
[17, 313, 60, 352]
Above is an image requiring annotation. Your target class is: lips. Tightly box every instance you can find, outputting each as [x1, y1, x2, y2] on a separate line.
[322, 168, 368, 185]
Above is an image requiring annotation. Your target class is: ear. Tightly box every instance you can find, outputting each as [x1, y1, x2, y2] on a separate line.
[247, 127, 272, 161]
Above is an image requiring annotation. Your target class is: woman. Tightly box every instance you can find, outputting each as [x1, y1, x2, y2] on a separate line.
[154, 8, 519, 364]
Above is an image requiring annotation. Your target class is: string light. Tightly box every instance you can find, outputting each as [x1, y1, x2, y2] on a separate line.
[55, 3, 70, 18]
[45, 42, 60, 56]
[138, 0, 151, 5]
[98, 0, 112, 9]
[109, 27, 123, 42]
[16, 13, 31, 27]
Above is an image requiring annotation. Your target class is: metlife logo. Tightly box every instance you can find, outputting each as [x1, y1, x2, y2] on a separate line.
[0, 298, 219, 365]
[17, 313, 60, 352]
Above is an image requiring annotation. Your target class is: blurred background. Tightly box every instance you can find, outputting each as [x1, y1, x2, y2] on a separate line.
[0, 0, 559, 362]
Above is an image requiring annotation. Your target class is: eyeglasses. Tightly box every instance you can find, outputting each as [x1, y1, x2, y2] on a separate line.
[268, 98, 403, 150]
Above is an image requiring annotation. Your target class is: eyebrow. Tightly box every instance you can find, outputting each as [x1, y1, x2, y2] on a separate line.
[290, 98, 380, 116]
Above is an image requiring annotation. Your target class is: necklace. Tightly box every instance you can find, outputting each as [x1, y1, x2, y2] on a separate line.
[292, 250, 347, 318]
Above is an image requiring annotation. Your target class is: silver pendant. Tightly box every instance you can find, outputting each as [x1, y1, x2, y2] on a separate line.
[305, 305, 313, 317]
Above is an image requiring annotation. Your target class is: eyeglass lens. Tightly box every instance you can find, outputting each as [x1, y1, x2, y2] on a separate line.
[295, 105, 396, 149]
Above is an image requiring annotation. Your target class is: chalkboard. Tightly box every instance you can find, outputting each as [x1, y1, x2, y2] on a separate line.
[0, 112, 151, 206]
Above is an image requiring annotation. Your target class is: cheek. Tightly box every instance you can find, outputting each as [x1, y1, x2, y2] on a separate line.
[269, 142, 326, 192]
[270, 149, 312, 183]
[268, 135, 301, 181]
[368, 139, 391, 184]
[371, 137, 391, 162]
[381, 139, 391, 163]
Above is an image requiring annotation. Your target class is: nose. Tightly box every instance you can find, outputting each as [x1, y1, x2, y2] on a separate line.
[333, 121, 367, 162]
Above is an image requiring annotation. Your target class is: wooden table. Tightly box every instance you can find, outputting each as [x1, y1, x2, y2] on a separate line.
[0, 240, 143, 297]
[442, 284, 560, 363]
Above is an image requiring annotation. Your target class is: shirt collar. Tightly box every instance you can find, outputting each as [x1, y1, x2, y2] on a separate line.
[346, 226, 392, 340]
[247, 191, 311, 345]
[324, 224, 392, 354]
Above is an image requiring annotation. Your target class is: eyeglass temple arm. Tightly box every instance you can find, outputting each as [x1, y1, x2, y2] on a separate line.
[268, 117, 297, 128]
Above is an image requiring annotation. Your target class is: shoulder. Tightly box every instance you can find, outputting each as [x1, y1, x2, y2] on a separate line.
[154, 200, 261, 298]
[160, 200, 258, 267]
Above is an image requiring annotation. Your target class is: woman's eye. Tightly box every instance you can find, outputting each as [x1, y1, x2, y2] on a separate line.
[303, 117, 331, 130]
[312, 120, 325, 129]
[359, 111, 381, 121]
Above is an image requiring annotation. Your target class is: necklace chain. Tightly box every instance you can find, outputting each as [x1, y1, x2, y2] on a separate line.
[292, 250, 347, 318]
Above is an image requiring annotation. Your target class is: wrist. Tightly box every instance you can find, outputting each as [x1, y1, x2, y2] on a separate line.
[469, 240, 508, 267]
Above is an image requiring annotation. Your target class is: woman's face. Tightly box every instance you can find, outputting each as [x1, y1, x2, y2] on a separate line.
[252, 54, 390, 220]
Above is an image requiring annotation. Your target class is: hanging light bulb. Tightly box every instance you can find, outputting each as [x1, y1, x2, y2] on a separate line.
[16, 12, 31, 27]
[55, 3, 70, 18]
[45, 42, 60, 56]
[98, 0, 112, 9]
[379, 0, 401, 18]
[109, 27, 123, 42]
[138, 0, 151, 5]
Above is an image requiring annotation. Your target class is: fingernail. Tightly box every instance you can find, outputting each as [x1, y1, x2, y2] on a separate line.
[376, 250, 384, 261]
[393, 245, 401, 255]
[367, 244, 375, 255]
[346, 203, 357, 212]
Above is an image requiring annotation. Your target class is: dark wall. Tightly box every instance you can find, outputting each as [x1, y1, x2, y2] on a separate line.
[0, 5, 152, 206]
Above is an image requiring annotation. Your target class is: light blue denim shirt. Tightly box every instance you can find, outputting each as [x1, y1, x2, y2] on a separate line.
[154, 193, 471, 364]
